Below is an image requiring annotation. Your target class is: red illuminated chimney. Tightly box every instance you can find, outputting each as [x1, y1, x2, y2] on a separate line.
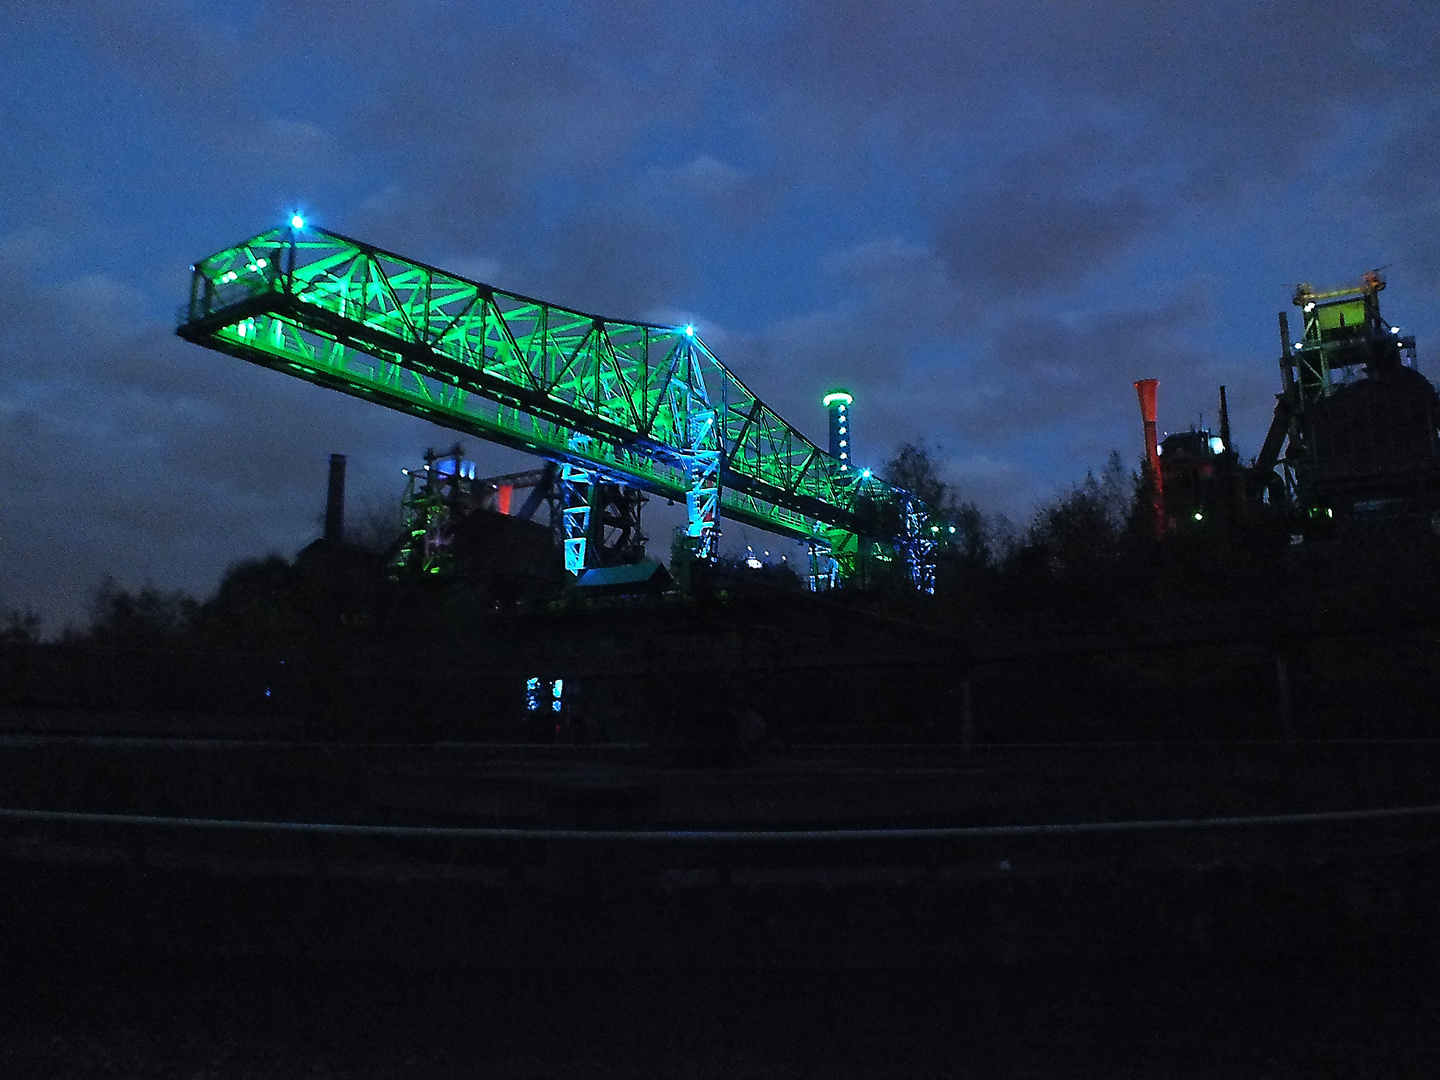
[1134, 380, 1165, 537]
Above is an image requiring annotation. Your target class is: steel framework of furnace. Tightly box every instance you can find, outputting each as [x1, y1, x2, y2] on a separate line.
[390, 448, 647, 577]
[177, 221, 936, 588]
[1252, 271, 1430, 522]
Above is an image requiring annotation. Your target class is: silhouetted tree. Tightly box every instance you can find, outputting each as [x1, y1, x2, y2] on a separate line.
[85, 576, 198, 647]
[1026, 451, 1135, 578]
[991, 452, 1143, 614]
[191, 556, 310, 652]
[344, 495, 403, 555]
[0, 607, 41, 644]
[884, 441, 950, 508]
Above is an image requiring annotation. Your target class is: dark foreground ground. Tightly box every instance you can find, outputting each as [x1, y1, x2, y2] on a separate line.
[3, 924, 1437, 1078]
[2, 735, 1438, 1077]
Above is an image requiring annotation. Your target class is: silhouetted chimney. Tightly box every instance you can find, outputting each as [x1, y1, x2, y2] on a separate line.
[324, 453, 346, 543]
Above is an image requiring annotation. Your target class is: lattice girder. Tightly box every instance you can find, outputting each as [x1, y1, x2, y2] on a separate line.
[180, 225, 910, 549]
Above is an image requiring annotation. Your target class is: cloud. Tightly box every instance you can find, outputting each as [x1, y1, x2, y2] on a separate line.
[649, 155, 786, 231]
[520, 213, 697, 321]
[6, 0, 1440, 622]
[930, 137, 1164, 293]
[0, 239, 523, 627]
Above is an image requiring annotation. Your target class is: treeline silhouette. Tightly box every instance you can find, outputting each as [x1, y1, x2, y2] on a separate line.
[6, 440, 1439, 648]
[3, 443, 1439, 743]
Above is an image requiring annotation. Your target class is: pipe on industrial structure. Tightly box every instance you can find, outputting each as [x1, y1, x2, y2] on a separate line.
[324, 453, 346, 543]
[1134, 380, 1164, 537]
[1278, 312, 1294, 393]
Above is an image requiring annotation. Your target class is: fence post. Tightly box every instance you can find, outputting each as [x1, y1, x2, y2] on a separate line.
[1275, 652, 1293, 742]
[961, 677, 975, 751]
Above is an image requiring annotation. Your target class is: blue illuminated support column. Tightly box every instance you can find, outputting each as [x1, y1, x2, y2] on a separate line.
[806, 537, 839, 591]
[901, 495, 937, 595]
[685, 410, 721, 560]
[824, 390, 854, 471]
[559, 439, 596, 575]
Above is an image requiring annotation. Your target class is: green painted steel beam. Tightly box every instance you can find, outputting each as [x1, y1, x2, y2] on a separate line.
[177, 225, 902, 543]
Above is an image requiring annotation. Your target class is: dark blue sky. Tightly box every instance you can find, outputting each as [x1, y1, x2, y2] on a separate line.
[3, 1, 1438, 628]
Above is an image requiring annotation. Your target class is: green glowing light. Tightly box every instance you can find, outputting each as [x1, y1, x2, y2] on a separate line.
[179, 226, 911, 547]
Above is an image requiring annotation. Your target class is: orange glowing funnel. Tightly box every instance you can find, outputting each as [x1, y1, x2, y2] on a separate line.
[1134, 379, 1165, 536]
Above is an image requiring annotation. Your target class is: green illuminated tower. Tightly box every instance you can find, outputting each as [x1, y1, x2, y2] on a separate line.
[824, 390, 853, 471]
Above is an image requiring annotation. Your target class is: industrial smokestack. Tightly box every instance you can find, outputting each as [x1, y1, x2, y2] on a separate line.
[324, 453, 346, 543]
[1134, 380, 1165, 536]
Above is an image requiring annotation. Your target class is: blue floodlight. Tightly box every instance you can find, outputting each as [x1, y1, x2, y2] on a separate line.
[861, 468, 872, 478]
[290, 214, 305, 229]
[684, 324, 695, 338]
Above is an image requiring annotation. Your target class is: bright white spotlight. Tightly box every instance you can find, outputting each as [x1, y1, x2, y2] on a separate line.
[861, 468, 871, 478]
[684, 324, 694, 337]
[291, 214, 305, 229]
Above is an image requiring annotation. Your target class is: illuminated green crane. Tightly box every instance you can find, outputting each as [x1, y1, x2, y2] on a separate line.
[177, 221, 933, 586]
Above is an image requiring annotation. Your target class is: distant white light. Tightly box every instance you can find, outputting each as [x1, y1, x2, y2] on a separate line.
[1209, 436, 1225, 454]
[1392, 326, 1402, 335]
[291, 214, 305, 229]
[1293, 342, 1304, 350]
[861, 468, 871, 478]
[1193, 511, 1204, 521]
[948, 526, 956, 534]
[1304, 302, 1316, 312]
[684, 324, 694, 337]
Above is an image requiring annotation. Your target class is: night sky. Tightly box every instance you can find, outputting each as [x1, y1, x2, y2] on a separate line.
[3, 1, 1438, 629]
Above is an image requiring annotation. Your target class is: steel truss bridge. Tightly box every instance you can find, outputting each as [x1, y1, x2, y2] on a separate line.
[177, 222, 935, 589]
